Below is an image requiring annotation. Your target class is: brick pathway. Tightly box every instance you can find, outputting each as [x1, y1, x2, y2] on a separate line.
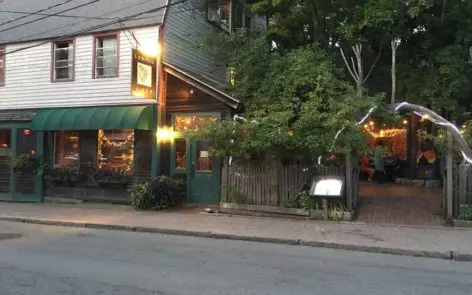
[357, 182, 444, 226]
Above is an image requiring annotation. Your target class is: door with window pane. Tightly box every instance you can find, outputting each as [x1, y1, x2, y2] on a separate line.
[189, 140, 219, 204]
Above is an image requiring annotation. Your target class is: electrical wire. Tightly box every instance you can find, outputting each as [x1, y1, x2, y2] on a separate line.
[7, 0, 160, 44]
[3, 0, 187, 57]
[0, 0, 76, 28]
[0, 0, 101, 34]
[0, 9, 115, 20]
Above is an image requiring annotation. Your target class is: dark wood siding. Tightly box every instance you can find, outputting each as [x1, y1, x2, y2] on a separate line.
[134, 130, 153, 183]
[15, 129, 37, 195]
[166, 74, 232, 115]
[163, 0, 228, 85]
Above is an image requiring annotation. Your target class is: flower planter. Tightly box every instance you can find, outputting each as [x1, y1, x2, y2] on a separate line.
[95, 176, 131, 187]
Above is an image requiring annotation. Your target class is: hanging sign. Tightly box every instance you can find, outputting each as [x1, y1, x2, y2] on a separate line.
[131, 49, 157, 99]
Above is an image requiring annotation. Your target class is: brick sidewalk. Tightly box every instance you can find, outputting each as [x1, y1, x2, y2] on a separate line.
[0, 202, 471, 260]
[357, 182, 444, 226]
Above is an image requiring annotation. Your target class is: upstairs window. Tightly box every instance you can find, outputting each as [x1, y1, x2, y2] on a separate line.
[53, 40, 74, 81]
[207, 0, 251, 32]
[207, 0, 231, 32]
[94, 34, 119, 78]
[0, 47, 5, 86]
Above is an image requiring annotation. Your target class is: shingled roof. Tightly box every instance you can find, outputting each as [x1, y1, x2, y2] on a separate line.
[0, 0, 168, 45]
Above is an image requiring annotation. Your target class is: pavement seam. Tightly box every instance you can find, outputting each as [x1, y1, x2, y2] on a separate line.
[0, 216, 468, 262]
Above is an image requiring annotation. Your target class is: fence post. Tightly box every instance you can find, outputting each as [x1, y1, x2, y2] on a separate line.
[271, 158, 280, 206]
[345, 152, 353, 211]
[446, 131, 453, 219]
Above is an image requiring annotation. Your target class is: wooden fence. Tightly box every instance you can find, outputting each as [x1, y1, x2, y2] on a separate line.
[452, 163, 472, 217]
[220, 157, 359, 210]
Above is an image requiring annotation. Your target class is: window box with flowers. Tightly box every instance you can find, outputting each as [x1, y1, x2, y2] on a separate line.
[93, 168, 132, 187]
[44, 166, 86, 186]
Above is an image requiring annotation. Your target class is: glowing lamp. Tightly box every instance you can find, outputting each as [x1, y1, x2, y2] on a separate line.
[403, 120, 408, 125]
[369, 121, 374, 126]
[139, 40, 161, 57]
[156, 126, 173, 141]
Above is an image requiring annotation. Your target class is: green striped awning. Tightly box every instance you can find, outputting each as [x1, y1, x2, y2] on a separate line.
[30, 105, 156, 131]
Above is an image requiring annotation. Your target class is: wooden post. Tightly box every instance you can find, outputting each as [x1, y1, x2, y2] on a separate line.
[322, 198, 328, 220]
[446, 131, 453, 219]
[271, 158, 280, 206]
[345, 152, 353, 211]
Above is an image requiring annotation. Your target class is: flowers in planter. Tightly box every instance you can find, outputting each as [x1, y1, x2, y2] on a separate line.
[44, 166, 85, 184]
[93, 167, 132, 185]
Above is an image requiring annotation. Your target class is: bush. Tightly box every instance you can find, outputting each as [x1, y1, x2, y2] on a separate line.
[131, 176, 185, 210]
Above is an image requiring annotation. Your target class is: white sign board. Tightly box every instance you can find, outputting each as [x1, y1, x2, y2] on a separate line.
[310, 178, 343, 196]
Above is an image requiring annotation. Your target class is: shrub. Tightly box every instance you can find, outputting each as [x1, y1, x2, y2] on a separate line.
[131, 176, 185, 210]
[458, 204, 472, 221]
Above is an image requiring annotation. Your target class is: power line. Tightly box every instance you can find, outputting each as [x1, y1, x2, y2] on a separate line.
[0, 0, 75, 28]
[4, 0, 187, 57]
[10, 0, 158, 44]
[0, 0, 101, 34]
[0, 9, 115, 20]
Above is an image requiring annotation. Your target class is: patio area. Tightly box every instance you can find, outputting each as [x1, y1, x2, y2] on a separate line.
[356, 182, 444, 226]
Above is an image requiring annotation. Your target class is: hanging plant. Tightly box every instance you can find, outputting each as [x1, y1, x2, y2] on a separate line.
[8, 154, 45, 176]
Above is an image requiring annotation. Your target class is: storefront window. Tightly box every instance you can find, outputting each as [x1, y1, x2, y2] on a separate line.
[55, 131, 79, 167]
[18, 129, 36, 155]
[97, 130, 134, 174]
[0, 129, 10, 149]
[175, 138, 187, 169]
[174, 116, 218, 132]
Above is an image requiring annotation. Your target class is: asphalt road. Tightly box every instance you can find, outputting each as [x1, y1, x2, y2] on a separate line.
[0, 221, 472, 295]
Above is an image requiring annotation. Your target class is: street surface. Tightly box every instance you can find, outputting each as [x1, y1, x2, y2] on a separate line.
[0, 221, 471, 295]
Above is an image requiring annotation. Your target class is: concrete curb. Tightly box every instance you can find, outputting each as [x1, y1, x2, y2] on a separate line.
[0, 216, 469, 262]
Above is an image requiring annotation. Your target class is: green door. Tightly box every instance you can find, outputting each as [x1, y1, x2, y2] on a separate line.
[189, 140, 220, 204]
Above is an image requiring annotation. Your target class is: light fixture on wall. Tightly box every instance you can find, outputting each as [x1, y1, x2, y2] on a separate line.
[139, 39, 161, 57]
[156, 126, 174, 141]
[189, 89, 195, 96]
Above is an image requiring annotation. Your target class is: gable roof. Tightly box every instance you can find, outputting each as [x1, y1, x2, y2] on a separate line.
[0, 0, 168, 45]
[164, 62, 243, 111]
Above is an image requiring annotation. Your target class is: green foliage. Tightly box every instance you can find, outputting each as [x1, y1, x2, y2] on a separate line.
[228, 187, 249, 204]
[199, 33, 378, 161]
[283, 190, 321, 210]
[131, 176, 185, 211]
[8, 154, 46, 176]
[458, 204, 472, 221]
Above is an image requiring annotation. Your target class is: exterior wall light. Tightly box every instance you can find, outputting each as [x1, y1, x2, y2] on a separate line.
[156, 126, 173, 141]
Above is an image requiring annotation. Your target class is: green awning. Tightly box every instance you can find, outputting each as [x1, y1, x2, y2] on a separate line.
[31, 105, 156, 131]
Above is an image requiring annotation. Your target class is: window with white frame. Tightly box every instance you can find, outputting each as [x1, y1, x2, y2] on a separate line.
[53, 40, 74, 81]
[95, 35, 118, 78]
[0, 47, 4, 86]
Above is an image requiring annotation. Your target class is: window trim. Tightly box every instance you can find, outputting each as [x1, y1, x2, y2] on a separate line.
[51, 38, 75, 82]
[92, 32, 120, 79]
[53, 131, 80, 169]
[0, 46, 5, 87]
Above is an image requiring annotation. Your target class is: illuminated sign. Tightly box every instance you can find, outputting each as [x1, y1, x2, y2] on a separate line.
[309, 176, 345, 197]
[131, 49, 157, 99]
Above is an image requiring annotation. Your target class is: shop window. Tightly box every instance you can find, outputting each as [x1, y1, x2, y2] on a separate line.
[175, 138, 187, 169]
[97, 130, 134, 174]
[18, 129, 36, 155]
[0, 129, 10, 149]
[174, 116, 218, 132]
[55, 131, 79, 167]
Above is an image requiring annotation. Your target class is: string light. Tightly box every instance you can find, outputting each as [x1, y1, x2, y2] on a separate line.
[97, 130, 134, 172]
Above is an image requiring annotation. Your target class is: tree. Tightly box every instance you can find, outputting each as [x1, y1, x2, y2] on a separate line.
[197, 32, 377, 162]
